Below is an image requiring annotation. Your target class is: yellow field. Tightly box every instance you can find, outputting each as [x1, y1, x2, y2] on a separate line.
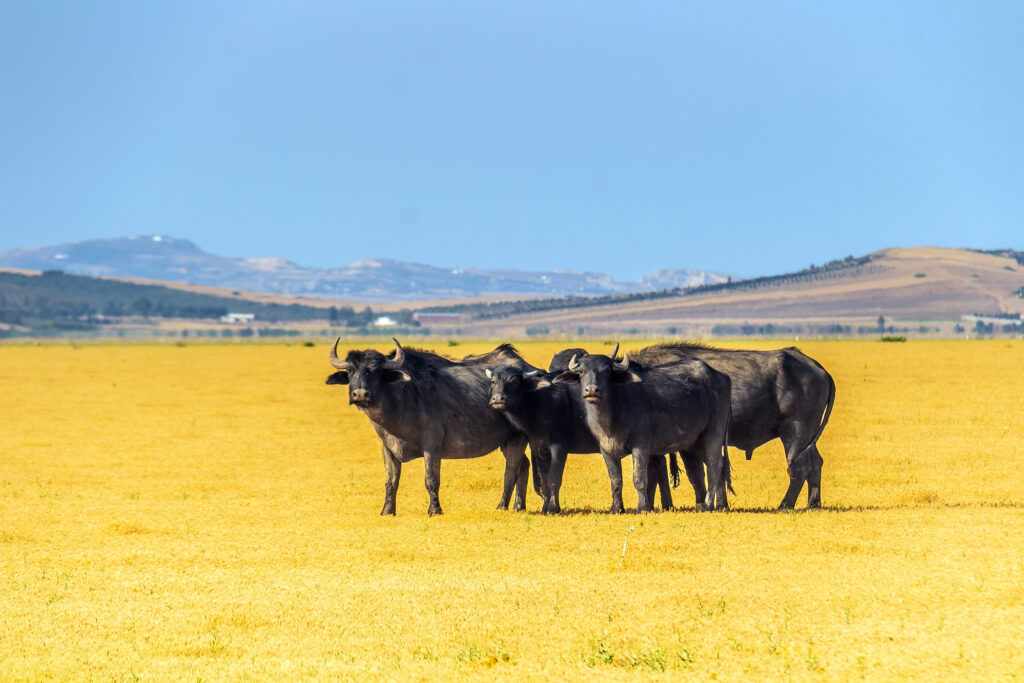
[2, 340, 1022, 680]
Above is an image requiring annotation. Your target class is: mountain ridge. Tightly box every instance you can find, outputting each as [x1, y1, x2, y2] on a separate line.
[0, 236, 731, 301]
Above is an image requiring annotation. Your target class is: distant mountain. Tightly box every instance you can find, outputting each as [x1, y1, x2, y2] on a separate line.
[641, 268, 734, 290]
[0, 236, 732, 300]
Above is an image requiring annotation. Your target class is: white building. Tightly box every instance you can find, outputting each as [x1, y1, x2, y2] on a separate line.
[220, 313, 256, 324]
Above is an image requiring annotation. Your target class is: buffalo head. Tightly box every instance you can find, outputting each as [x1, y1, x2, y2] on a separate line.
[486, 366, 550, 411]
[564, 348, 640, 404]
[326, 337, 410, 407]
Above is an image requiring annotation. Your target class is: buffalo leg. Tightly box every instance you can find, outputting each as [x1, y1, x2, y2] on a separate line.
[711, 457, 729, 510]
[496, 455, 515, 510]
[514, 455, 530, 511]
[679, 451, 708, 510]
[600, 452, 625, 514]
[511, 435, 529, 511]
[779, 430, 815, 509]
[381, 446, 402, 516]
[779, 467, 808, 509]
[497, 438, 528, 511]
[702, 442, 723, 511]
[423, 452, 443, 516]
[715, 452, 734, 510]
[805, 445, 823, 508]
[656, 455, 673, 510]
[645, 455, 673, 511]
[531, 447, 551, 500]
[632, 449, 653, 513]
[645, 460, 658, 508]
[544, 447, 568, 514]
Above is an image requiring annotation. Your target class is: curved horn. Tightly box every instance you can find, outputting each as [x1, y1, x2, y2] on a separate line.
[524, 369, 540, 378]
[485, 368, 493, 378]
[568, 354, 581, 372]
[328, 337, 349, 370]
[613, 354, 630, 371]
[609, 342, 620, 360]
[383, 337, 405, 370]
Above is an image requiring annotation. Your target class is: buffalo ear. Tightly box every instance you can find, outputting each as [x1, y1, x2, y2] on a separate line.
[383, 369, 412, 383]
[552, 371, 580, 385]
[326, 371, 349, 385]
[612, 369, 643, 384]
[524, 375, 552, 391]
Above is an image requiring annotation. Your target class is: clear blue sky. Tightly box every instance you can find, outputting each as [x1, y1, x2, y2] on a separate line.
[2, 2, 1022, 279]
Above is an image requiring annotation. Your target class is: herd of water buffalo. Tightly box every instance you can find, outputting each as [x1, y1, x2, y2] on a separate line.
[325, 338, 835, 515]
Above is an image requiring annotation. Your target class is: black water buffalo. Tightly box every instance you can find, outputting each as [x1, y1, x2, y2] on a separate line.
[325, 338, 537, 516]
[548, 346, 681, 504]
[560, 352, 732, 513]
[486, 365, 676, 513]
[628, 343, 835, 509]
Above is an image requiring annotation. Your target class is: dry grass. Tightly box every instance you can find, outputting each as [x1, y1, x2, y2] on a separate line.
[2, 340, 1023, 680]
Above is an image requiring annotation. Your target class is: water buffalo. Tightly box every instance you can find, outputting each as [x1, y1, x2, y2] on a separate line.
[560, 352, 732, 513]
[486, 364, 676, 513]
[627, 343, 835, 509]
[325, 338, 536, 516]
[548, 346, 682, 504]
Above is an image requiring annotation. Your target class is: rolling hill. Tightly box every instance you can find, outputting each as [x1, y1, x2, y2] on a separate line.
[454, 247, 1024, 336]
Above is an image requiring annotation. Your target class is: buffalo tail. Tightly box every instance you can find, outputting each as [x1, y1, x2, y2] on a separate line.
[724, 416, 735, 494]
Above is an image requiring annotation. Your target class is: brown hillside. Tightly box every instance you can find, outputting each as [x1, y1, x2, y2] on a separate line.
[458, 247, 1024, 334]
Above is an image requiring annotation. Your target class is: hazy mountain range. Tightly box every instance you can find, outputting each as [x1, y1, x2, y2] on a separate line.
[0, 236, 732, 301]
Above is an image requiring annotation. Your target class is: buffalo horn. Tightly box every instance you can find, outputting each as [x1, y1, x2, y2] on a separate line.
[485, 368, 493, 378]
[613, 354, 630, 371]
[609, 342, 620, 360]
[383, 338, 406, 370]
[568, 354, 581, 372]
[524, 369, 540, 378]
[328, 337, 349, 370]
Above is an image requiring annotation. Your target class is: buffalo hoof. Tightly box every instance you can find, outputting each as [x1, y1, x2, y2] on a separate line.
[610, 504, 625, 514]
[541, 502, 559, 514]
[380, 507, 396, 516]
[778, 499, 796, 511]
[512, 500, 526, 512]
[428, 505, 443, 516]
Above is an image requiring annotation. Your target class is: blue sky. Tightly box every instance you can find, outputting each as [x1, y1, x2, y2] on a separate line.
[2, 2, 1022, 280]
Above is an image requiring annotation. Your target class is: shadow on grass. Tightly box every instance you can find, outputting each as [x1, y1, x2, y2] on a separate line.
[533, 500, 1024, 516]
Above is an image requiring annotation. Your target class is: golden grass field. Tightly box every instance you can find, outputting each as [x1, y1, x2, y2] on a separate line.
[2, 339, 1023, 680]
